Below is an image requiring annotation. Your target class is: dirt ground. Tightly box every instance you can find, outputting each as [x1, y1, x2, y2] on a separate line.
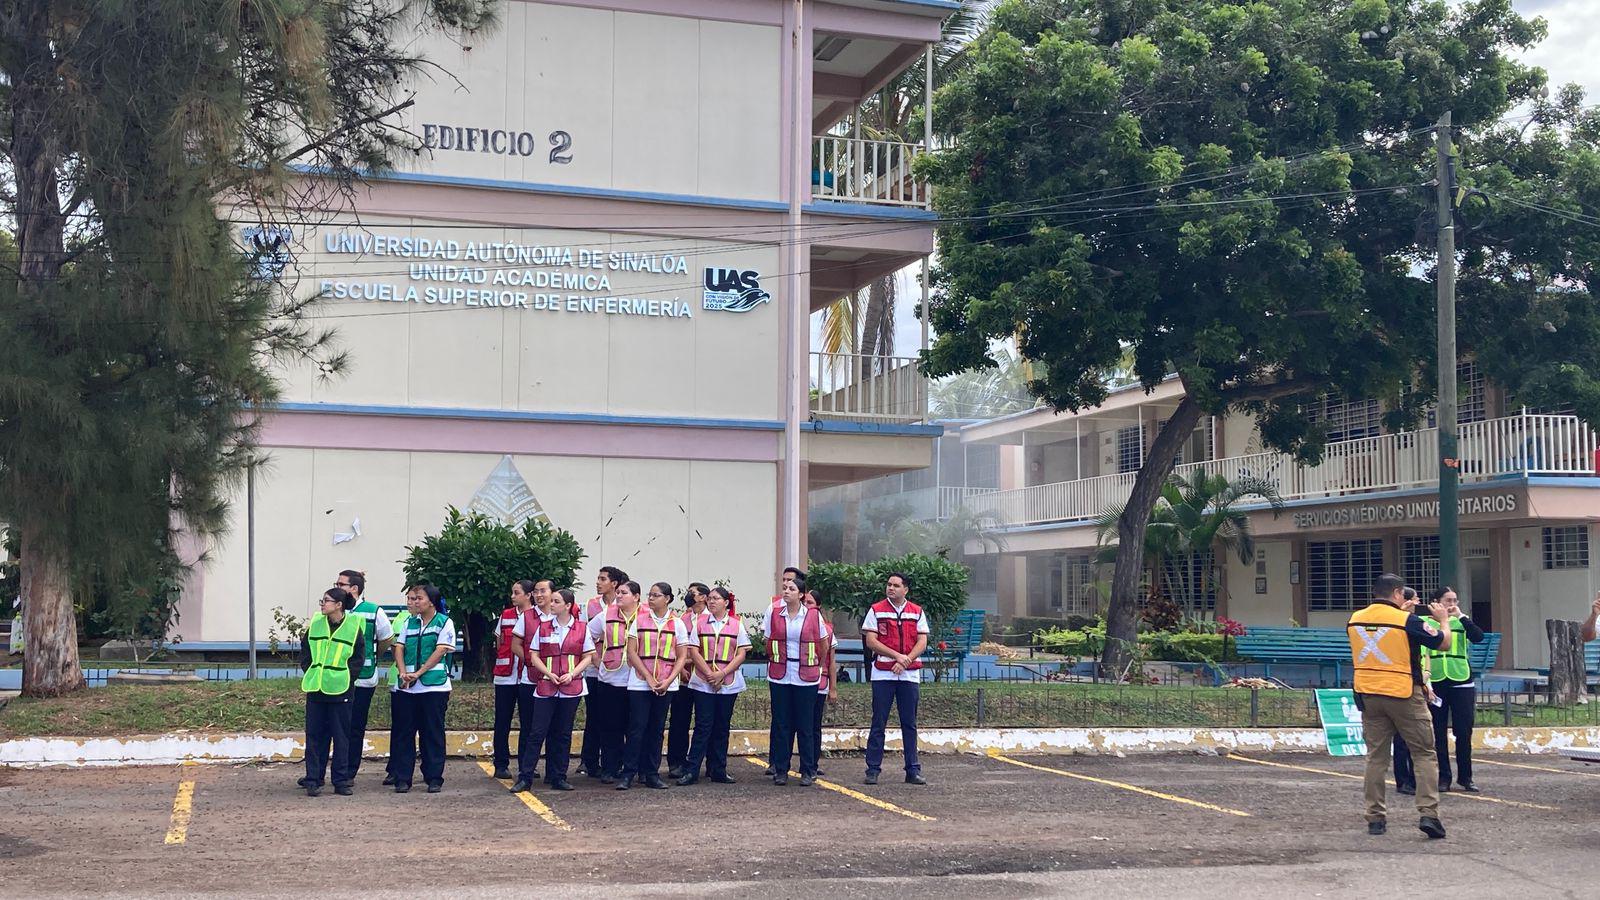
[5, 750, 1600, 898]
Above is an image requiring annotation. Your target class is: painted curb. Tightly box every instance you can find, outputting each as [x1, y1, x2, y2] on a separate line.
[3, 726, 1599, 768]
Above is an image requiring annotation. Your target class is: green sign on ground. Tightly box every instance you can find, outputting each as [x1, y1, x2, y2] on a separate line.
[1315, 689, 1367, 757]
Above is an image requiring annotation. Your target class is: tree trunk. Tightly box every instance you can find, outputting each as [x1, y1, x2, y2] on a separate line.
[1546, 619, 1587, 706]
[9, 3, 80, 698]
[1101, 395, 1203, 679]
[20, 533, 85, 697]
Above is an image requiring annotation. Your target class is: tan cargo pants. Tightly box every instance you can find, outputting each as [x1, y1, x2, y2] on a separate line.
[1361, 686, 1440, 821]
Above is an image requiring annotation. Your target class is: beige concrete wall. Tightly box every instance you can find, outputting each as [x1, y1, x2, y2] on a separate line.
[1224, 540, 1294, 625]
[392, 5, 781, 201]
[201, 448, 777, 642]
[1509, 524, 1600, 668]
[278, 217, 781, 419]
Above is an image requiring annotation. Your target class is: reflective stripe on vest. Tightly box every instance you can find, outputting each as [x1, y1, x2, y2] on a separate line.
[351, 601, 380, 680]
[697, 613, 743, 668]
[767, 605, 823, 683]
[1424, 617, 1471, 682]
[602, 604, 636, 672]
[301, 612, 364, 695]
[1347, 602, 1415, 698]
[536, 617, 588, 698]
[402, 613, 450, 687]
[493, 608, 520, 679]
[636, 608, 678, 682]
[870, 599, 924, 671]
[386, 610, 411, 685]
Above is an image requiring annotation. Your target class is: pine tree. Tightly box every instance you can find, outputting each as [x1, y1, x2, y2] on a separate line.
[0, 0, 495, 696]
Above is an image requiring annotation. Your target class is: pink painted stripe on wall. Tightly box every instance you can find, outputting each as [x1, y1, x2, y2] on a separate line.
[258, 411, 781, 463]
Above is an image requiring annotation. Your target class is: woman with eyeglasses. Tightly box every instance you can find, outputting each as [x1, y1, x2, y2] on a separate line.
[617, 581, 689, 790]
[298, 587, 366, 796]
[587, 577, 640, 783]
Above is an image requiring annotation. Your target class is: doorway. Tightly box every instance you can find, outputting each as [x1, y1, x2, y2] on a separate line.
[1467, 558, 1492, 630]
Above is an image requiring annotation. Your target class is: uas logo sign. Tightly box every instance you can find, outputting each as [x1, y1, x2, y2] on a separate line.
[702, 267, 771, 312]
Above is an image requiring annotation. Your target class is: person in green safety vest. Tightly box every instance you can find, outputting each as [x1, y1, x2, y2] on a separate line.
[1421, 586, 1485, 792]
[336, 570, 394, 783]
[390, 583, 455, 794]
[298, 587, 366, 797]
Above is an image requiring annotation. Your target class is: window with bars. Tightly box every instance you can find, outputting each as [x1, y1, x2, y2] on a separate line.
[1168, 416, 1216, 466]
[1304, 394, 1382, 444]
[1401, 535, 1441, 599]
[1424, 361, 1488, 426]
[1543, 526, 1590, 570]
[1061, 554, 1098, 616]
[1117, 425, 1143, 473]
[1308, 539, 1385, 611]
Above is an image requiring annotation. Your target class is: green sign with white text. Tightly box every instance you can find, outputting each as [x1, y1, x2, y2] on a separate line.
[1315, 689, 1367, 757]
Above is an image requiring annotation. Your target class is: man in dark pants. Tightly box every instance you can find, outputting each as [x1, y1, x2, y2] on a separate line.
[862, 572, 929, 786]
[335, 570, 392, 782]
[299, 587, 365, 796]
[578, 566, 625, 777]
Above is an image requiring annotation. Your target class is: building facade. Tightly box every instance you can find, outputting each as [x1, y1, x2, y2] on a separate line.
[175, 0, 952, 645]
[955, 374, 1600, 669]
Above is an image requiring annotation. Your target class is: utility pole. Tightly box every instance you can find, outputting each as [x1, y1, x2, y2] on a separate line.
[1435, 111, 1460, 592]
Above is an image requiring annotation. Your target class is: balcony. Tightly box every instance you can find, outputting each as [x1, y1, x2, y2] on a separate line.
[810, 351, 929, 424]
[963, 413, 1600, 529]
[812, 135, 928, 208]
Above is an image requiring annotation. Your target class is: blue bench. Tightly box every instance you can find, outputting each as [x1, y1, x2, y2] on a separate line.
[932, 608, 986, 682]
[1235, 627, 1502, 686]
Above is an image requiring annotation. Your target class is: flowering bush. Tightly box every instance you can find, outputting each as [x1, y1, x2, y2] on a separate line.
[1216, 617, 1246, 638]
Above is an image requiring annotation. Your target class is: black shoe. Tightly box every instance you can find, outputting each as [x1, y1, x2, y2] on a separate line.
[1458, 782, 1480, 793]
[493, 767, 511, 780]
[764, 765, 774, 776]
[1419, 816, 1446, 839]
[863, 771, 879, 785]
[296, 777, 313, 788]
[305, 784, 322, 797]
[601, 775, 617, 785]
[529, 770, 540, 781]
[1367, 821, 1386, 836]
[906, 772, 927, 785]
[1396, 784, 1416, 796]
[616, 776, 634, 791]
[773, 773, 789, 786]
[816, 767, 826, 777]
[395, 782, 411, 793]
[711, 773, 737, 784]
[798, 775, 815, 787]
[510, 779, 532, 793]
[676, 774, 699, 786]
[1439, 782, 1452, 793]
[574, 765, 589, 777]
[644, 776, 670, 790]
[334, 784, 353, 796]
[667, 766, 685, 779]
[426, 781, 442, 794]
[382, 774, 396, 786]
[551, 780, 574, 791]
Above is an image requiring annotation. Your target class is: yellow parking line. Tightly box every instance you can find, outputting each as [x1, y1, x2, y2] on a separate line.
[477, 761, 573, 831]
[1226, 753, 1558, 810]
[1477, 757, 1600, 779]
[987, 750, 1250, 818]
[164, 779, 195, 845]
[744, 758, 935, 822]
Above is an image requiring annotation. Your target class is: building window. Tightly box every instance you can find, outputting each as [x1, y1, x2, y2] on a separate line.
[1308, 539, 1384, 611]
[1061, 554, 1098, 616]
[1543, 526, 1590, 570]
[1401, 535, 1441, 599]
[1163, 551, 1217, 612]
[1305, 393, 1382, 444]
[1117, 425, 1143, 474]
[1425, 361, 1488, 426]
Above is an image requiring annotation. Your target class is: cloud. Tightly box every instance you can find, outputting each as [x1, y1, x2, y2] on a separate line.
[1517, 0, 1600, 99]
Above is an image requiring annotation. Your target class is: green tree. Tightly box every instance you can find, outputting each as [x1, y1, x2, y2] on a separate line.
[401, 507, 585, 680]
[807, 553, 970, 636]
[0, 0, 497, 696]
[1093, 472, 1284, 620]
[922, 0, 1600, 675]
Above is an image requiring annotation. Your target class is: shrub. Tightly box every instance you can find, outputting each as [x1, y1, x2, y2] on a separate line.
[402, 507, 585, 679]
[807, 553, 969, 633]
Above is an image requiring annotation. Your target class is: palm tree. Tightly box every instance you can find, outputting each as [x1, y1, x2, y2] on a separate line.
[1093, 471, 1285, 616]
[884, 505, 1007, 558]
[929, 345, 1041, 419]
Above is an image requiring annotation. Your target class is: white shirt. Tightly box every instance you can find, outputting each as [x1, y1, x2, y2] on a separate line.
[514, 613, 595, 697]
[687, 615, 753, 695]
[861, 600, 930, 683]
[762, 603, 821, 687]
[493, 608, 541, 687]
[352, 604, 394, 690]
[625, 612, 690, 692]
[395, 614, 456, 693]
[589, 607, 637, 689]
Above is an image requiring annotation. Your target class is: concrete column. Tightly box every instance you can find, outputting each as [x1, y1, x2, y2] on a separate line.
[1491, 527, 1514, 669]
[1291, 536, 1309, 626]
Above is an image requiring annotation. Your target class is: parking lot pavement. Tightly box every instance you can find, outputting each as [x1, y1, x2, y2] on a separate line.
[5, 752, 1600, 898]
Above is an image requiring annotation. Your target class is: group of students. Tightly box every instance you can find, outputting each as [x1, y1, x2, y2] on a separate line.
[295, 564, 932, 796]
